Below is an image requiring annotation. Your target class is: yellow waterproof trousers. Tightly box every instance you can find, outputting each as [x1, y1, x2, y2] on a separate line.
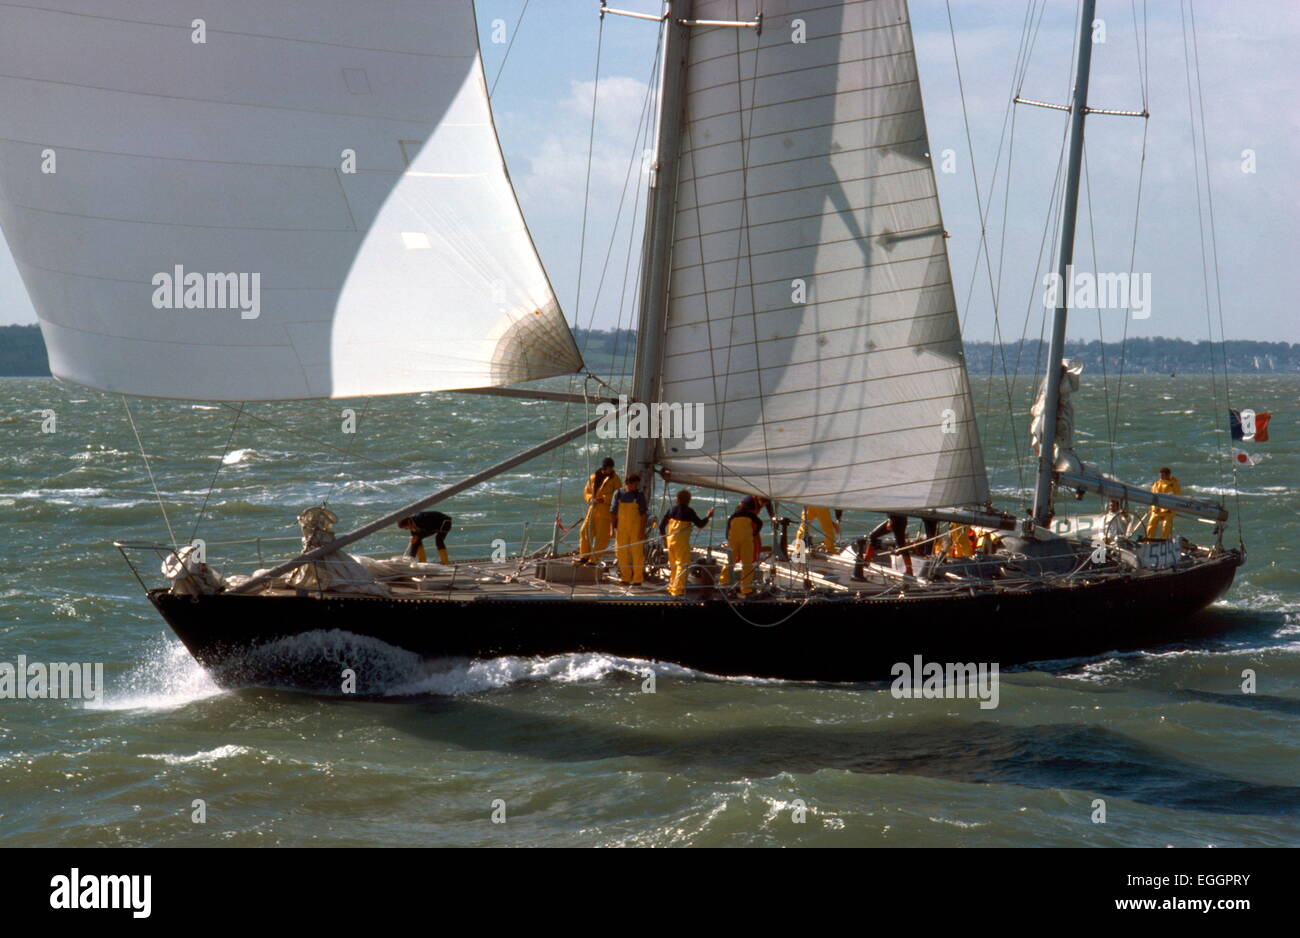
[796, 505, 837, 552]
[579, 506, 612, 562]
[614, 500, 644, 584]
[1145, 509, 1174, 540]
[666, 518, 693, 597]
[727, 515, 756, 595]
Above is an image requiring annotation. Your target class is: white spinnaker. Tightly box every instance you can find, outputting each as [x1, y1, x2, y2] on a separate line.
[0, 0, 580, 400]
[656, 0, 988, 510]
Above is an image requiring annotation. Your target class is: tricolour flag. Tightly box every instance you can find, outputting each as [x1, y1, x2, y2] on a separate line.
[1229, 409, 1272, 442]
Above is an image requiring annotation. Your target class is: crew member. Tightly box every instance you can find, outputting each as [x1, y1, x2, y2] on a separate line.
[795, 505, 838, 553]
[1102, 499, 1134, 544]
[579, 457, 621, 563]
[724, 497, 764, 597]
[1144, 467, 1181, 540]
[659, 489, 715, 598]
[397, 511, 453, 564]
[863, 515, 913, 574]
[610, 473, 649, 585]
[737, 494, 773, 558]
[942, 522, 975, 558]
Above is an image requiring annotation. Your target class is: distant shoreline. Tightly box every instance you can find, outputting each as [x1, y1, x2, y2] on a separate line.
[2, 324, 1296, 376]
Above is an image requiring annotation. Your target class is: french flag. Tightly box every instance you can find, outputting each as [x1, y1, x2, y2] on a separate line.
[1229, 409, 1271, 442]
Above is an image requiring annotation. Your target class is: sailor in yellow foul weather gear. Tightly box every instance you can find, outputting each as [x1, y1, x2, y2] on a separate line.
[724, 499, 764, 596]
[610, 473, 649, 585]
[941, 522, 975, 558]
[795, 505, 838, 553]
[579, 456, 620, 563]
[1144, 466, 1181, 540]
[658, 489, 715, 598]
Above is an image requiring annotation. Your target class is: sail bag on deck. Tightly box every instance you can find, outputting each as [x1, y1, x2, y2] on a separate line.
[0, 1, 581, 400]
[654, 0, 988, 511]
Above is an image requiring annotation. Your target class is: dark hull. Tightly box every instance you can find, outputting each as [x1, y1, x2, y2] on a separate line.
[150, 551, 1244, 688]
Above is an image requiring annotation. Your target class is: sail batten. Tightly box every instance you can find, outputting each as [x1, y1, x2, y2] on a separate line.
[0, 1, 581, 401]
[654, 0, 988, 511]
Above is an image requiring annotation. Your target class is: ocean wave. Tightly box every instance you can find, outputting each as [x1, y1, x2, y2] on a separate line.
[140, 744, 253, 765]
[221, 448, 256, 466]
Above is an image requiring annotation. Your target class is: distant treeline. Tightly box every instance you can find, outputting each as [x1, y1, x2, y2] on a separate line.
[0, 324, 50, 376]
[962, 337, 1300, 375]
[1, 323, 1295, 377]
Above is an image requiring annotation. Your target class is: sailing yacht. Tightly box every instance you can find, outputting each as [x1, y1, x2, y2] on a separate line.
[0, 0, 1242, 688]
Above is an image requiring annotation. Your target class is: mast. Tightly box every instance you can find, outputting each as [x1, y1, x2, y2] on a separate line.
[624, 0, 694, 500]
[1031, 0, 1098, 528]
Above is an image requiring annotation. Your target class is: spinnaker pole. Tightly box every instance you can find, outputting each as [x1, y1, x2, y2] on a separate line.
[1031, 0, 1098, 528]
[229, 414, 605, 594]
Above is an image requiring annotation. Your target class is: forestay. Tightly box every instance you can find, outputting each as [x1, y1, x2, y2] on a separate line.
[0, 0, 581, 400]
[654, 0, 989, 510]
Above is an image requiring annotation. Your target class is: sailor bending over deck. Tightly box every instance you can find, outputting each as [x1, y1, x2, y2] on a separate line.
[1144, 467, 1182, 540]
[398, 511, 453, 564]
[578, 457, 620, 564]
[659, 489, 715, 598]
[610, 474, 649, 586]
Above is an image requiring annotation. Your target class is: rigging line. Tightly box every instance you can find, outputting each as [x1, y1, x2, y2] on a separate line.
[945, 0, 1024, 488]
[1178, 0, 1223, 489]
[734, 17, 776, 500]
[580, 39, 660, 340]
[1016, 0, 1051, 97]
[572, 13, 606, 329]
[488, 0, 532, 98]
[321, 398, 371, 511]
[189, 401, 245, 544]
[619, 24, 664, 382]
[1108, 98, 1150, 476]
[1081, 144, 1114, 455]
[1128, 0, 1147, 111]
[1188, 0, 1242, 539]
[1008, 89, 1072, 468]
[121, 395, 178, 551]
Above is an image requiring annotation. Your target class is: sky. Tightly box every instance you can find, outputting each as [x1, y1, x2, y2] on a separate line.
[1, 0, 1297, 344]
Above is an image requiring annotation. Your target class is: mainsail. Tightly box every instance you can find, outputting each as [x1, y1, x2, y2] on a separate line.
[0, 1, 581, 400]
[654, 0, 988, 510]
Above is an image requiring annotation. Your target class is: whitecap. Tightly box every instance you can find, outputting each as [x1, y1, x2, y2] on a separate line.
[140, 744, 252, 765]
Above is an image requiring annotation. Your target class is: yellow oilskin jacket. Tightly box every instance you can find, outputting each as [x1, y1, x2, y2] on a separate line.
[1151, 475, 1181, 501]
[945, 523, 975, 558]
[584, 471, 621, 514]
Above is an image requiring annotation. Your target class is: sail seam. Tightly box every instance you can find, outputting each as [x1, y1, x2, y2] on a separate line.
[0, 3, 474, 59]
[676, 164, 932, 209]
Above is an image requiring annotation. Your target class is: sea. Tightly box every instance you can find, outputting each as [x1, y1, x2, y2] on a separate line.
[0, 374, 1296, 847]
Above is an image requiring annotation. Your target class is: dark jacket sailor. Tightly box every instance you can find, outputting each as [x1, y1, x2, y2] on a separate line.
[723, 497, 766, 596]
[398, 511, 453, 564]
[659, 489, 715, 597]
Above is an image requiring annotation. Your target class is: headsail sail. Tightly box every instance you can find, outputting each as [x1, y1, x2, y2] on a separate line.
[653, 0, 988, 510]
[0, 1, 581, 400]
